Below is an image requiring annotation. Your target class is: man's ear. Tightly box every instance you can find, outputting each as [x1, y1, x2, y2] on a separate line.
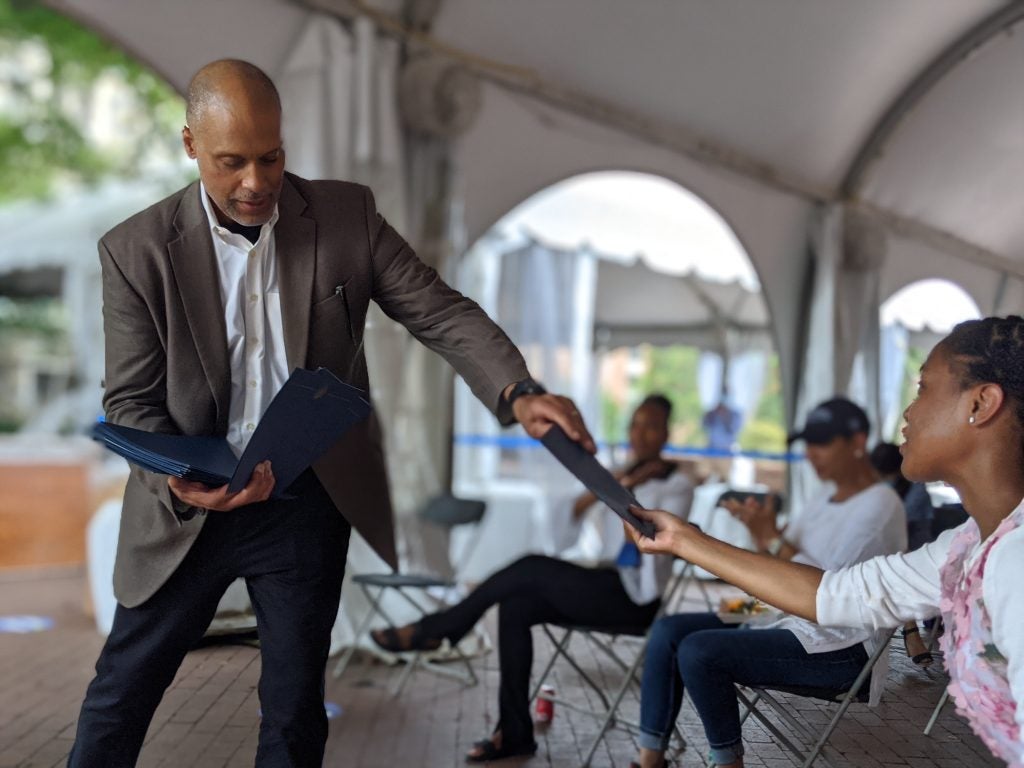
[182, 125, 197, 159]
[970, 382, 1006, 427]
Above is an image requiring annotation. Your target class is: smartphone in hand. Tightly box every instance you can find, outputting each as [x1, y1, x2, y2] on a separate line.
[716, 489, 785, 512]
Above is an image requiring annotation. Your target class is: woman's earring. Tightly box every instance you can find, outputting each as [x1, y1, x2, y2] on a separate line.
[969, 415, 976, 424]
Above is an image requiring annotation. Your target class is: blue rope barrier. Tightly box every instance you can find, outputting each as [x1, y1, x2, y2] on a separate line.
[453, 434, 802, 462]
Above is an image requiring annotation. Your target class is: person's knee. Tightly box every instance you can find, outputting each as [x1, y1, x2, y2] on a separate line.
[506, 554, 550, 573]
[676, 632, 721, 678]
[647, 616, 680, 657]
[493, 555, 551, 593]
[648, 614, 705, 657]
[498, 595, 537, 626]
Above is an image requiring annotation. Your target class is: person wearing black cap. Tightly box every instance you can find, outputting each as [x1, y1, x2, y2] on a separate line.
[628, 396, 905, 768]
[628, 317, 1024, 766]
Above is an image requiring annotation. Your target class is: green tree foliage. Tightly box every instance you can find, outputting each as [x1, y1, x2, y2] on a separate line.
[635, 345, 705, 446]
[602, 345, 787, 454]
[0, 0, 185, 201]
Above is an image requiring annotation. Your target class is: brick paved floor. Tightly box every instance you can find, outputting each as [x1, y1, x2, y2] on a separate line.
[0, 568, 1003, 767]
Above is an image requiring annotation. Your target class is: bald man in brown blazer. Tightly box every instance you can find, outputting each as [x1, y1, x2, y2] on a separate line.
[68, 59, 593, 768]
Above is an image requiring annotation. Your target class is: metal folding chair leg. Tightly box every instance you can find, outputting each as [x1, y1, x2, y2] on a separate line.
[332, 581, 478, 697]
[738, 686, 843, 768]
[733, 628, 896, 768]
[534, 626, 687, 767]
[923, 687, 950, 735]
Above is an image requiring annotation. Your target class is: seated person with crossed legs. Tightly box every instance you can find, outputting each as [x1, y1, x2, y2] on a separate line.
[631, 397, 906, 768]
[372, 395, 694, 762]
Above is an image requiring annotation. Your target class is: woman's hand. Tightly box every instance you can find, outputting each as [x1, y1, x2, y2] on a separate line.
[625, 504, 824, 622]
[722, 495, 779, 550]
[620, 459, 668, 490]
[625, 505, 697, 558]
[168, 460, 275, 512]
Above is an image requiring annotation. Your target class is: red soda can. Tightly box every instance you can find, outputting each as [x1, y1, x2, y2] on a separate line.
[535, 685, 556, 723]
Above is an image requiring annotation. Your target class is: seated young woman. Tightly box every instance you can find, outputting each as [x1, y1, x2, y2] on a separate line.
[371, 394, 694, 762]
[628, 396, 906, 768]
[628, 317, 1024, 768]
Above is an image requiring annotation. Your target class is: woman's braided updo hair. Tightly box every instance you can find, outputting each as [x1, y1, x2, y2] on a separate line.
[940, 316, 1024, 459]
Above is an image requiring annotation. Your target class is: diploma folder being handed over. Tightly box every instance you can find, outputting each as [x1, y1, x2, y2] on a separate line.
[92, 368, 371, 498]
[540, 425, 657, 539]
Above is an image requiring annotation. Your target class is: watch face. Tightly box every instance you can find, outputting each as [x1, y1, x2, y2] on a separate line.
[511, 379, 546, 402]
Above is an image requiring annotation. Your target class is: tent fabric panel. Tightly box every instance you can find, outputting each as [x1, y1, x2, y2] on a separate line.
[860, 31, 1024, 259]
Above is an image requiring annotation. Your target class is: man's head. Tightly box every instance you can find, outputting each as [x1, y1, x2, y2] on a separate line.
[182, 59, 285, 226]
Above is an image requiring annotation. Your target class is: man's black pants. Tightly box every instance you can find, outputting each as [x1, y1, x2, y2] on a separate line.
[68, 472, 350, 768]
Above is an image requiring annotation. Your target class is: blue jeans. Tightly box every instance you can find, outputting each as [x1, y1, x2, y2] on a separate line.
[638, 613, 868, 765]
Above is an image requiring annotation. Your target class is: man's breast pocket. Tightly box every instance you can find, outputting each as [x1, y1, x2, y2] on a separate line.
[311, 281, 356, 343]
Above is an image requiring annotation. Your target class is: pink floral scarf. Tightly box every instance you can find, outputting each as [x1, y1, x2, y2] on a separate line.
[939, 506, 1022, 765]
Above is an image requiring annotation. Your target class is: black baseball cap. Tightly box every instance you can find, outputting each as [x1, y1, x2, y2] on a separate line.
[787, 397, 870, 445]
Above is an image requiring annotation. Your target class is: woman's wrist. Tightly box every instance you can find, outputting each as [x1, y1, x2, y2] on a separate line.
[763, 535, 784, 556]
[673, 522, 705, 560]
[754, 528, 782, 552]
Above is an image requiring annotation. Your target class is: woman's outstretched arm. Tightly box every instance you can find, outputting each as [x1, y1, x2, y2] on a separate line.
[629, 506, 824, 621]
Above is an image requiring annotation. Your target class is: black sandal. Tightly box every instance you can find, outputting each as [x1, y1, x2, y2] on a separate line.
[902, 626, 933, 667]
[465, 737, 537, 763]
[370, 624, 441, 653]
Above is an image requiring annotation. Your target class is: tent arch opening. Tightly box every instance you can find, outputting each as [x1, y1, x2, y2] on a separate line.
[453, 169, 783, 491]
[866, 278, 982, 443]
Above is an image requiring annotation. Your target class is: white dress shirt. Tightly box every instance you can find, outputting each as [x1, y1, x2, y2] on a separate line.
[199, 184, 288, 456]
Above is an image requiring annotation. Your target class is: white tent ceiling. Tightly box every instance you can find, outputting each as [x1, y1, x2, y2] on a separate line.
[38, 0, 1024, 418]
[593, 259, 769, 352]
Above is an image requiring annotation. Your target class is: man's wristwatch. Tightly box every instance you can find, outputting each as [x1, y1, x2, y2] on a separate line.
[505, 377, 547, 407]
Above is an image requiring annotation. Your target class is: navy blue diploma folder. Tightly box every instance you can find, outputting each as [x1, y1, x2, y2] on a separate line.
[92, 368, 371, 498]
[540, 425, 657, 539]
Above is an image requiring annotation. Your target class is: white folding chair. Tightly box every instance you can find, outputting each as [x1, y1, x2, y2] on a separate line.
[331, 494, 486, 695]
[732, 627, 898, 768]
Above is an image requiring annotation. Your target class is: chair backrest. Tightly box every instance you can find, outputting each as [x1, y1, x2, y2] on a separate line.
[419, 493, 486, 529]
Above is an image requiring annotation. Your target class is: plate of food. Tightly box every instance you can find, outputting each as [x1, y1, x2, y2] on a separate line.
[717, 597, 770, 624]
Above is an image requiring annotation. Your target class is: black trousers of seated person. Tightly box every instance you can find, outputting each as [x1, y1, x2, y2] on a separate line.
[418, 554, 660, 749]
[68, 472, 350, 768]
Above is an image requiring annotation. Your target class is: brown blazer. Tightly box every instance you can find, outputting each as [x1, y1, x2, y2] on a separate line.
[101, 172, 529, 607]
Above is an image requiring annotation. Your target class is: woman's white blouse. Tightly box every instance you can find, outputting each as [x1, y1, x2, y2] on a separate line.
[817, 502, 1024, 739]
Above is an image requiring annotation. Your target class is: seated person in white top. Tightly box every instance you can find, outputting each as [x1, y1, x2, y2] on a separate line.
[630, 397, 906, 768]
[632, 318, 1024, 768]
[372, 394, 694, 763]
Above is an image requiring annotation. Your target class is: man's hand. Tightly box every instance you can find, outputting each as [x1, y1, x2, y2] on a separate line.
[168, 460, 275, 512]
[510, 391, 597, 454]
[722, 494, 779, 550]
